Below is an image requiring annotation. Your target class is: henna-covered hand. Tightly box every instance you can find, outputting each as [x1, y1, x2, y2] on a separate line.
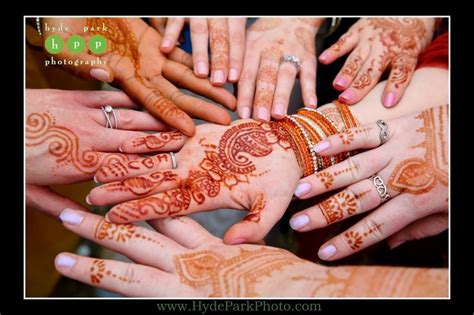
[237, 18, 323, 120]
[151, 17, 247, 85]
[55, 211, 447, 297]
[319, 18, 435, 107]
[26, 89, 186, 217]
[89, 118, 302, 245]
[290, 105, 448, 260]
[42, 18, 237, 136]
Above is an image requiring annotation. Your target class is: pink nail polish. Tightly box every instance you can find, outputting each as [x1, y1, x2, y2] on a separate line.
[197, 61, 208, 76]
[294, 182, 311, 197]
[307, 97, 317, 108]
[383, 92, 397, 108]
[318, 244, 337, 260]
[257, 107, 270, 121]
[240, 107, 251, 119]
[56, 254, 77, 268]
[228, 68, 239, 81]
[272, 103, 285, 117]
[213, 70, 225, 84]
[161, 39, 172, 49]
[229, 238, 246, 245]
[89, 68, 110, 82]
[339, 90, 355, 103]
[334, 76, 349, 90]
[290, 215, 310, 230]
[313, 140, 330, 153]
[319, 51, 330, 62]
[59, 208, 84, 225]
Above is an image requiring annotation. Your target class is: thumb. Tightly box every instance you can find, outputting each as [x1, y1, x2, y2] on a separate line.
[223, 193, 287, 245]
[26, 184, 89, 218]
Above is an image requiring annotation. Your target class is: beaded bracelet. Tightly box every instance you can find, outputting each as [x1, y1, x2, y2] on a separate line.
[334, 100, 358, 129]
[278, 119, 311, 176]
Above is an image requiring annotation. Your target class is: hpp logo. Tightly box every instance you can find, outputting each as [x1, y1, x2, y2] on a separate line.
[44, 34, 107, 55]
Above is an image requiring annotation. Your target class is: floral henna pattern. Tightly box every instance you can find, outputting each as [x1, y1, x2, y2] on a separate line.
[94, 219, 164, 247]
[344, 223, 384, 250]
[90, 259, 140, 284]
[103, 171, 177, 196]
[243, 194, 266, 222]
[26, 112, 128, 175]
[132, 132, 183, 150]
[319, 191, 357, 224]
[98, 154, 169, 179]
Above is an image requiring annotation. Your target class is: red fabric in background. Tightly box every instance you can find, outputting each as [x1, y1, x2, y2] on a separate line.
[416, 31, 448, 70]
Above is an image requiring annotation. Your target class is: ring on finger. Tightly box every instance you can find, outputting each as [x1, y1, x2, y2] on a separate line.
[370, 175, 391, 203]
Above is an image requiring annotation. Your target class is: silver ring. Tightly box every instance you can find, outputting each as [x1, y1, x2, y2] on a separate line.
[370, 175, 391, 203]
[376, 119, 389, 145]
[281, 54, 301, 71]
[101, 105, 118, 129]
[169, 152, 177, 169]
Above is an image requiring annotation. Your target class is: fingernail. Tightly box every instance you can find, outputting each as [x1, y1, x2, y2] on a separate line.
[104, 213, 112, 222]
[229, 238, 246, 245]
[334, 76, 349, 90]
[257, 107, 270, 121]
[85, 194, 92, 205]
[228, 68, 239, 81]
[307, 97, 317, 108]
[93, 175, 100, 184]
[118, 146, 123, 152]
[56, 254, 77, 268]
[313, 140, 330, 153]
[272, 103, 285, 118]
[389, 240, 405, 249]
[290, 215, 310, 230]
[161, 39, 172, 49]
[383, 92, 397, 108]
[294, 182, 311, 197]
[240, 107, 251, 119]
[197, 61, 208, 76]
[212, 70, 225, 84]
[89, 68, 110, 82]
[318, 244, 337, 260]
[319, 51, 330, 62]
[59, 208, 84, 225]
[339, 89, 355, 103]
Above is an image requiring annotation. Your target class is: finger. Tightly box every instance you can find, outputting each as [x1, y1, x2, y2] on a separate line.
[387, 213, 448, 249]
[291, 174, 398, 231]
[26, 184, 89, 218]
[92, 109, 169, 132]
[312, 122, 395, 157]
[300, 55, 318, 108]
[294, 147, 391, 199]
[148, 216, 221, 249]
[162, 59, 237, 111]
[227, 18, 247, 82]
[123, 79, 195, 136]
[339, 54, 387, 105]
[55, 253, 183, 297]
[91, 129, 149, 152]
[68, 90, 140, 109]
[223, 193, 287, 245]
[318, 195, 422, 261]
[167, 47, 194, 69]
[89, 170, 184, 206]
[120, 131, 186, 154]
[333, 50, 365, 91]
[236, 51, 260, 119]
[271, 62, 298, 119]
[382, 54, 417, 108]
[208, 18, 230, 86]
[59, 209, 185, 271]
[95, 154, 175, 183]
[160, 18, 185, 53]
[106, 177, 229, 223]
[149, 17, 167, 35]
[253, 47, 281, 121]
[319, 30, 359, 64]
[189, 18, 209, 77]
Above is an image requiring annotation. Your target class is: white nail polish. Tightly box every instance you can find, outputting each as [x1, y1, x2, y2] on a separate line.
[59, 208, 84, 225]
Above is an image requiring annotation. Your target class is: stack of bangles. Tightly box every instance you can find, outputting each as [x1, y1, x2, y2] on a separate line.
[277, 100, 358, 177]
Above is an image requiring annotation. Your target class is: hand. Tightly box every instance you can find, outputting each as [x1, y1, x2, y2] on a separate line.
[319, 18, 435, 107]
[42, 18, 237, 136]
[290, 105, 448, 260]
[237, 18, 323, 120]
[151, 18, 247, 85]
[54, 210, 447, 297]
[88, 119, 302, 245]
[26, 89, 185, 216]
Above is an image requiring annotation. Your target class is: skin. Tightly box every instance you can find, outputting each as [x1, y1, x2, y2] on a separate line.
[90, 67, 447, 247]
[319, 17, 435, 108]
[25, 89, 185, 216]
[151, 17, 247, 85]
[55, 211, 447, 297]
[291, 105, 448, 261]
[237, 18, 323, 121]
[41, 17, 237, 136]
